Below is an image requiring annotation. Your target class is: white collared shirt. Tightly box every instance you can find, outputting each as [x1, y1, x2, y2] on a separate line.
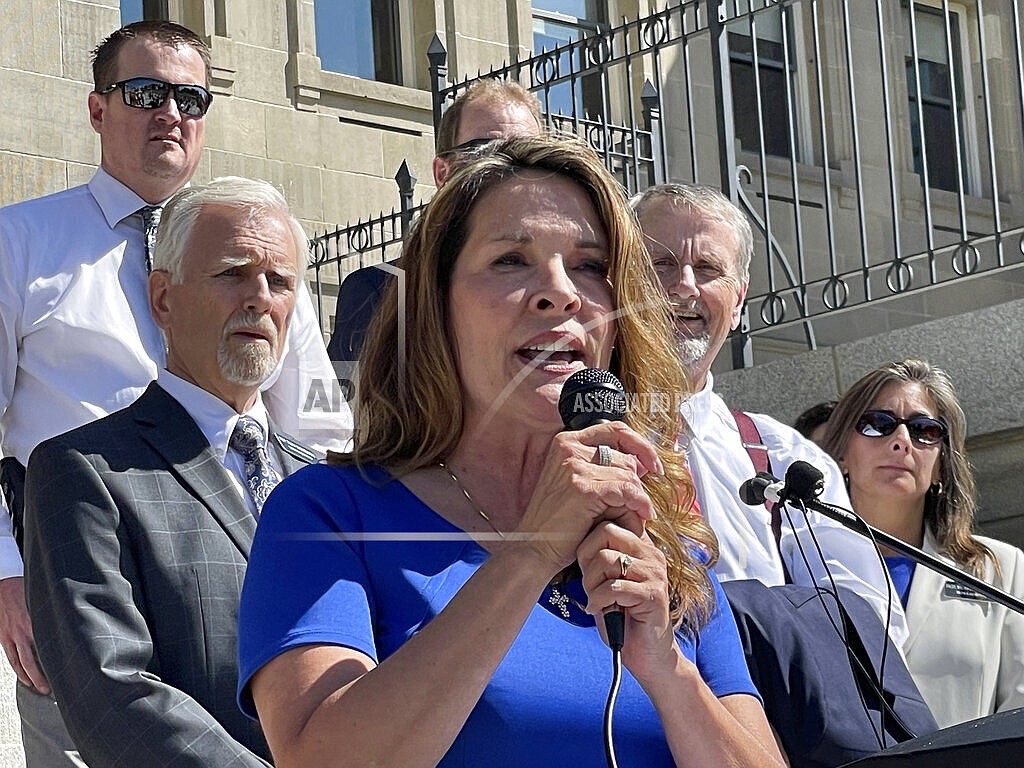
[682, 374, 909, 647]
[157, 369, 279, 518]
[0, 168, 352, 577]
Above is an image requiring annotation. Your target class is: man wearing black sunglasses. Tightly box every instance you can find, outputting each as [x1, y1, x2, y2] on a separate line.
[0, 21, 215, 767]
[89, 26, 210, 208]
[326, 79, 543, 366]
[0, 19, 351, 767]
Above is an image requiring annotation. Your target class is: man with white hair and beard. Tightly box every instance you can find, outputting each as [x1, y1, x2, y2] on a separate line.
[21, 177, 321, 767]
[631, 184, 908, 647]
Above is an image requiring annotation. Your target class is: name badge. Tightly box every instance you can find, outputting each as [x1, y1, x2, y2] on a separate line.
[943, 581, 989, 602]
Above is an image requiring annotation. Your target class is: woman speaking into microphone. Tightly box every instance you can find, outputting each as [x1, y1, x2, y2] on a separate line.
[236, 135, 783, 768]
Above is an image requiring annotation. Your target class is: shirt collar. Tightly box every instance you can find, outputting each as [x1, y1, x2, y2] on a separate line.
[156, 369, 269, 461]
[88, 167, 179, 229]
[680, 372, 716, 439]
[89, 167, 149, 229]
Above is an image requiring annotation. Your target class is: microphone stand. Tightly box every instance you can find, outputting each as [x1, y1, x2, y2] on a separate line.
[791, 495, 1024, 616]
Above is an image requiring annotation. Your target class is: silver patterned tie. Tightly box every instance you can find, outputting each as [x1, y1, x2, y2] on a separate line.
[229, 416, 281, 517]
[138, 205, 162, 273]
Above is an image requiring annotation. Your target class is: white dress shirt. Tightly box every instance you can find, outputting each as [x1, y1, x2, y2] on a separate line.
[156, 369, 279, 519]
[0, 168, 352, 578]
[681, 374, 908, 647]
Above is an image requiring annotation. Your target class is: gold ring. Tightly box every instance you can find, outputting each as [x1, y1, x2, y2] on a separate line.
[620, 553, 634, 578]
[596, 444, 613, 467]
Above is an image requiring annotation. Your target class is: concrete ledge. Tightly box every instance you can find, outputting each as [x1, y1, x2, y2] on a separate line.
[717, 298, 1024, 547]
[717, 297, 1024, 437]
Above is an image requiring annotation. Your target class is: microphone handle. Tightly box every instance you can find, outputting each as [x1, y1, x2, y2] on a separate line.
[803, 497, 1024, 616]
[560, 416, 631, 649]
[604, 609, 625, 651]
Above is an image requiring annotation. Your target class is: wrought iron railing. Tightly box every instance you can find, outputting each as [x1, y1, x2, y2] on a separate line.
[307, 161, 422, 331]
[310, 0, 1024, 366]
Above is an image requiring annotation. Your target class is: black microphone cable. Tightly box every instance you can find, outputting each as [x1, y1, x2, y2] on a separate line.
[603, 611, 625, 768]
[780, 497, 885, 749]
[823, 499, 906, 742]
[743, 466, 915, 746]
[780, 468, 906, 745]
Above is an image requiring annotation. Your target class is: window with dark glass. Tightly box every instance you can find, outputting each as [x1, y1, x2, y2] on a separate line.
[315, 0, 401, 85]
[120, 0, 168, 24]
[531, 1, 608, 119]
[904, 3, 967, 193]
[727, 4, 795, 159]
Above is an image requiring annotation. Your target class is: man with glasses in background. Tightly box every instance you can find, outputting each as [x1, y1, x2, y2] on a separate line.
[326, 78, 543, 364]
[0, 21, 350, 765]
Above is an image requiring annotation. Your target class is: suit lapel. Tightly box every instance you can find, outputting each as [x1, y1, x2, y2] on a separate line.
[903, 531, 946, 656]
[131, 383, 257, 556]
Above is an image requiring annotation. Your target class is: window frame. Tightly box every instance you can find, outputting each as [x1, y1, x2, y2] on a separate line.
[314, 0, 404, 86]
[725, 2, 811, 163]
[530, 1, 611, 120]
[902, 0, 981, 196]
[120, 0, 169, 23]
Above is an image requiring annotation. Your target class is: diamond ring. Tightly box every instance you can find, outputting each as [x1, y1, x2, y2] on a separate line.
[620, 553, 634, 578]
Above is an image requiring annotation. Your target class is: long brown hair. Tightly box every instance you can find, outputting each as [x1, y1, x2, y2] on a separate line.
[334, 134, 718, 630]
[820, 359, 995, 578]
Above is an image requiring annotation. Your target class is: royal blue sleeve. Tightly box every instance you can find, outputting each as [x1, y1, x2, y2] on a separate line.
[693, 571, 762, 701]
[236, 463, 379, 719]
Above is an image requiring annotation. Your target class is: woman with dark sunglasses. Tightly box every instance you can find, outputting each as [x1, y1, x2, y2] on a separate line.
[819, 359, 1024, 727]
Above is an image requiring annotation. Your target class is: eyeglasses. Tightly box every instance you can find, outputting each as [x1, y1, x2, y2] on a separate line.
[855, 410, 948, 446]
[98, 77, 213, 117]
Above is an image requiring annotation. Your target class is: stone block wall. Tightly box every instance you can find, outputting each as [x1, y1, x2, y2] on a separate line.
[1, 1, 1020, 763]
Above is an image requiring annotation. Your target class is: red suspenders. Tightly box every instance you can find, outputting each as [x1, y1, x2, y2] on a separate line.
[731, 409, 791, 582]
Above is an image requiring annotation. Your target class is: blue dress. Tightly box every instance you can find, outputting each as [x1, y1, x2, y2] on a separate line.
[238, 464, 759, 766]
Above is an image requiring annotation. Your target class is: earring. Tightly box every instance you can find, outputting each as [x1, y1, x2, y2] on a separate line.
[928, 482, 944, 497]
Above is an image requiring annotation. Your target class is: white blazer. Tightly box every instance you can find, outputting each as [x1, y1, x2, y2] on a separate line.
[902, 530, 1024, 727]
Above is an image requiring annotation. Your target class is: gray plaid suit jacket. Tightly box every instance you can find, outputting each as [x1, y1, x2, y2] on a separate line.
[23, 382, 318, 767]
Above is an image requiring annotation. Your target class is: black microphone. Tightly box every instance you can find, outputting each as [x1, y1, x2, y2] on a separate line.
[785, 460, 826, 503]
[558, 368, 628, 429]
[557, 369, 628, 650]
[739, 461, 826, 506]
[738, 471, 785, 505]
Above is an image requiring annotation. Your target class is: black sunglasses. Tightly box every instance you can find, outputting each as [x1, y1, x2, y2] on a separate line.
[855, 410, 948, 446]
[98, 77, 213, 117]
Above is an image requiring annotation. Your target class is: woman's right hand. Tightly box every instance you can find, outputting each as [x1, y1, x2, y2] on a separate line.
[513, 421, 663, 573]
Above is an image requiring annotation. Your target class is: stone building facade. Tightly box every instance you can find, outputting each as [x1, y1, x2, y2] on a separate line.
[1, 1, 1022, 764]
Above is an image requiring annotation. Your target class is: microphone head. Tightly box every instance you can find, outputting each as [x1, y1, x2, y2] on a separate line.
[739, 472, 777, 505]
[558, 369, 627, 431]
[785, 461, 826, 502]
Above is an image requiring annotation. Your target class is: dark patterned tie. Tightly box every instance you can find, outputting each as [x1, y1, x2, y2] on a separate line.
[138, 205, 162, 273]
[229, 416, 281, 517]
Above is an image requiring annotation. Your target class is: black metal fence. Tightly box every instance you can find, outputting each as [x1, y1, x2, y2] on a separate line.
[309, 0, 1024, 365]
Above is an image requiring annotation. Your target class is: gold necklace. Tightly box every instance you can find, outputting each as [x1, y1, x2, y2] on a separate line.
[439, 462, 587, 619]
[438, 461, 506, 540]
